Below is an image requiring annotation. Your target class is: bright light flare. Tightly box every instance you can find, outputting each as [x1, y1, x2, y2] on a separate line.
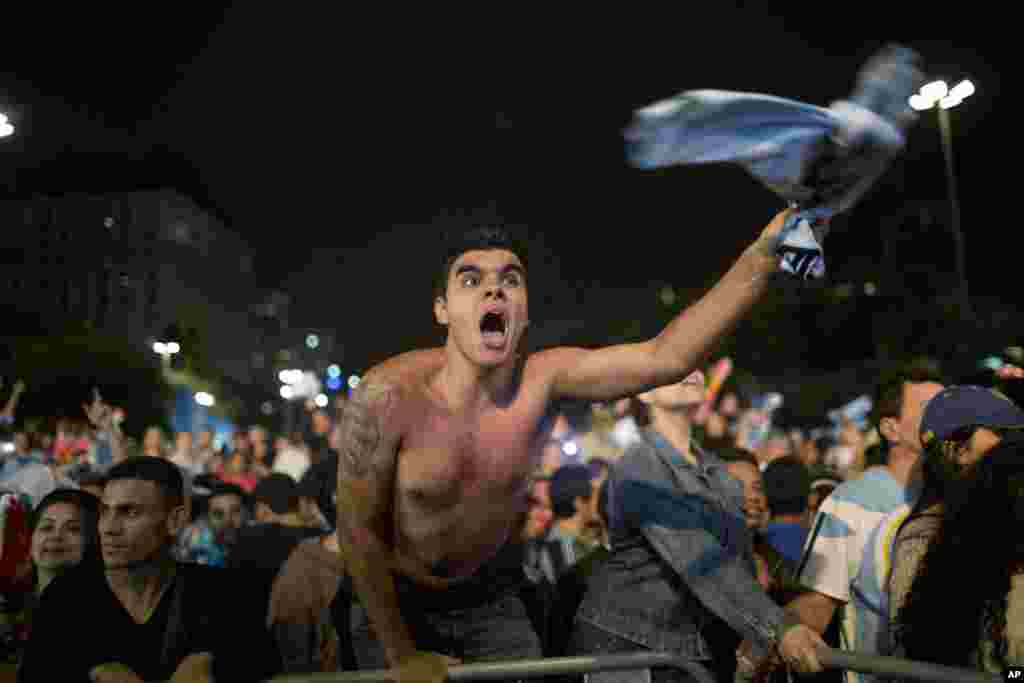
[279, 369, 303, 384]
[920, 80, 949, 102]
[908, 94, 933, 111]
[194, 392, 215, 407]
[949, 79, 975, 101]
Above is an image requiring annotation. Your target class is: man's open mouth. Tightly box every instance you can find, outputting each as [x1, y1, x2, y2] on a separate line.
[480, 311, 508, 348]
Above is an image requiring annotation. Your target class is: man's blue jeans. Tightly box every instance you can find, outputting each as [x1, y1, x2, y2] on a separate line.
[350, 570, 542, 681]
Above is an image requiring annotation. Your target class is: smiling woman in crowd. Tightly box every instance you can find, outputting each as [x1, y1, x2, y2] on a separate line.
[0, 488, 101, 678]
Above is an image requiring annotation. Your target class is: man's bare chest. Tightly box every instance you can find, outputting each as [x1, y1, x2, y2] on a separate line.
[396, 405, 544, 507]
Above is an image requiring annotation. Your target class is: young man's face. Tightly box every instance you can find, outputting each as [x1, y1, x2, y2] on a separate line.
[435, 249, 529, 368]
[208, 493, 244, 532]
[725, 461, 769, 530]
[884, 381, 944, 455]
[640, 371, 706, 412]
[100, 479, 184, 570]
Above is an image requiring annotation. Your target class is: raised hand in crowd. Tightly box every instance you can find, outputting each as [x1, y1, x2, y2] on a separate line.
[997, 363, 1024, 380]
[1, 379, 26, 422]
[83, 392, 126, 464]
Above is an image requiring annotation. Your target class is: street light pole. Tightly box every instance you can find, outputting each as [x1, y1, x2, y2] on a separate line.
[936, 105, 969, 315]
[910, 78, 976, 319]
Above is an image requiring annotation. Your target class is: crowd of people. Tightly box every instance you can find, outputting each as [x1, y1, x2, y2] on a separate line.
[2, 214, 1024, 683]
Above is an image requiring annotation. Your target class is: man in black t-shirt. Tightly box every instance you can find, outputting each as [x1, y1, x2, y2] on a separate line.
[228, 473, 324, 574]
[18, 457, 281, 683]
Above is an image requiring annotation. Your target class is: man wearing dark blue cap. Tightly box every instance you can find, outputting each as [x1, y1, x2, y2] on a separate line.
[860, 384, 1024, 665]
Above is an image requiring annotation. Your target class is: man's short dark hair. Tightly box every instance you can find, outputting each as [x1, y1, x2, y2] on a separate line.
[209, 482, 247, 504]
[434, 225, 529, 301]
[550, 465, 593, 519]
[77, 471, 109, 489]
[252, 473, 300, 515]
[762, 456, 811, 517]
[871, 357, 946, 451]
[105, 456, 184, 509]
[716, 446, 760, 470]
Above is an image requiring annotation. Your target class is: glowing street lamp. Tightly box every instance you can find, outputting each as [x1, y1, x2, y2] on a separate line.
[0, 112, 13, 139]
[910, 79, 975, 112]
[153, 340, 181, 368]
[908, 78, 976, 313]
[278, 369, 303, 384]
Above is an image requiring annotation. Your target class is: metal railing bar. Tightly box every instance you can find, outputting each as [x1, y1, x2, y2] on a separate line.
[267, 646, 1003, 683]
[817, 646, 1001, 683]
[268, 652, 713, 683]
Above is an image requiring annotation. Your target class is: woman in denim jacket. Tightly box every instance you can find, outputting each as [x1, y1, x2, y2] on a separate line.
[567, 374, 825, 682]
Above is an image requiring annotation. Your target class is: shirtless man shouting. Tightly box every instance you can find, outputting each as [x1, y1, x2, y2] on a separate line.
[338, 209, 827, 682]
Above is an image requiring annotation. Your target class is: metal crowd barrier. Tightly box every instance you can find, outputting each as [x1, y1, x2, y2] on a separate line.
[268, 647, 1003, 683]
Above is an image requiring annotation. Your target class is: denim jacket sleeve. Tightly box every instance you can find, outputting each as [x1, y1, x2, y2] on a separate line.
[616, 448, 800, 661]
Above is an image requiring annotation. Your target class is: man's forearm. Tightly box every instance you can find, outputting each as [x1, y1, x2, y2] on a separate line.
[651, 244, 777, 373]
[108, 428, 127, 464]
[342, 529, 417, 666]
[785, 590, 840, 635]
[1, 395, 19, 420]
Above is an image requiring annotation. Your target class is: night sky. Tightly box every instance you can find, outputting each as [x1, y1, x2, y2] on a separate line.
[2, 7, 1011, 375]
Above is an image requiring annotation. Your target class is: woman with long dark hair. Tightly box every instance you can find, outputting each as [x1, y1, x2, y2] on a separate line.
[28, 489, 102, 594]
[896, 440, 1024, 673]
[1, 488, 101, 676]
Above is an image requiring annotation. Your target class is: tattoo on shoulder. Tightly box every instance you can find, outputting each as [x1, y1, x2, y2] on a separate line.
[338, 381, 398, 480]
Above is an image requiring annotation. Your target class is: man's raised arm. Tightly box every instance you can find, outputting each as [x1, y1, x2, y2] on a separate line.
[335, 378, 416, 666]
[547, 209, 791, 402]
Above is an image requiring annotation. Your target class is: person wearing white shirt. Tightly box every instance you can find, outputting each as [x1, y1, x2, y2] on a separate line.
[272, 434, 311, 482]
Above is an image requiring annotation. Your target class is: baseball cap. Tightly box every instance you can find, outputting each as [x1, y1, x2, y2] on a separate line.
[920, 385, 1024, 447]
